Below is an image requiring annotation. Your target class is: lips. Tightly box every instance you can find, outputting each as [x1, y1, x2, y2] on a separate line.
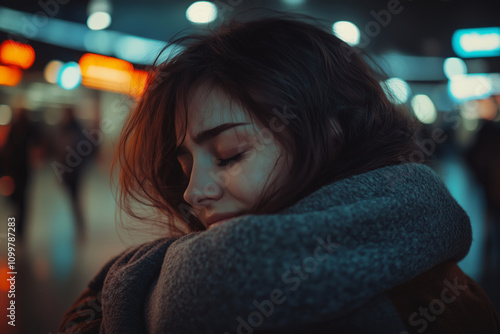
[205, 212, 240, 229]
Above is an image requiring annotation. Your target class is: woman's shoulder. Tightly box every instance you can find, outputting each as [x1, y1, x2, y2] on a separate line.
[316, 261, 500, 334]
[87, 237, 179, 290]
[386, 261, 500, 333]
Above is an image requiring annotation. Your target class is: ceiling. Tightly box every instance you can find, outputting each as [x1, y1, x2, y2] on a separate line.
[1, 0, 499, 72]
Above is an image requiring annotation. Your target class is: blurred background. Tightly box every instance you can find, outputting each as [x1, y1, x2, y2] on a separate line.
[0, 0, 499, 332]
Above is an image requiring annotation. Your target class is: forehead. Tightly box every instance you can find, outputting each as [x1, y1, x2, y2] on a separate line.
[175, 83, 253, 145]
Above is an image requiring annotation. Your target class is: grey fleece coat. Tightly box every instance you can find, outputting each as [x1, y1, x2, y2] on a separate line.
[64, 162, 480, 333]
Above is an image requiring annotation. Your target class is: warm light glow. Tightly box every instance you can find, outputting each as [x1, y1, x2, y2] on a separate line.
[0, 125, 9, 148]
[477, 98, 498, 120]
[186, 1, 217, 24]
[80, 53, 133, 91]
[130, 70, 148, 97]
[0, 176, 15, 196]
[0, 40, 35, 69]
[43, 60, 63, 84]
[87, 11, 112, 30]
[0, 265, 12, 291]
[0, 65, 22, 86]
[79, 53, 147, 96]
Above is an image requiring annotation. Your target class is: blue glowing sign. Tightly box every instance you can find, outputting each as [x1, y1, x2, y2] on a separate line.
[452, 27, 500, 58]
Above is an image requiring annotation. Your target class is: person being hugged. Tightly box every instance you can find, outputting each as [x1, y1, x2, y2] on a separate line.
[60, 12, 500, 334]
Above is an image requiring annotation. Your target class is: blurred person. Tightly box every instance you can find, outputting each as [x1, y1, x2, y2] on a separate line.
[0, 107, 41, 242]
[465, 120, 500, 286]
[51, 107, 97, 242]
[59, 14, 500, 333]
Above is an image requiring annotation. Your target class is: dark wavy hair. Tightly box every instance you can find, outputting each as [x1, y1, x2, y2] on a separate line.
[114, 13, 423, 236]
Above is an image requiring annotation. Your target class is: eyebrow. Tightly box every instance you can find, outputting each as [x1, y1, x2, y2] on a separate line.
[175, 122, 249, 156]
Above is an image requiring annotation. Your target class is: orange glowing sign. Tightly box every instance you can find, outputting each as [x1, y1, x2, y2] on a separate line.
[130, 70, 148, 97]
[79, 53, 146, 96]
[0, 40, 35, 69]
[0, 65, 22, 86]
[0, 265, 12, 291]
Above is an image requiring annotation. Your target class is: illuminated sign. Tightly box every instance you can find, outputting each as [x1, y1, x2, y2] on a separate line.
[452, 27, 500, 58]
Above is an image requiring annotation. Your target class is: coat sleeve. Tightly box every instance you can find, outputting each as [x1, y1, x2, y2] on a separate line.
[145, 193, 472, 333]
[59, 237, 179, 333]
[387, 261, 500, 333]
[58, 287, 103, 334]
[58, 249, 129, 333]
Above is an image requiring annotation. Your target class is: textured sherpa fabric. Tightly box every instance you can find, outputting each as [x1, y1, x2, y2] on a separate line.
[142, 162, 473, 333]
[68, 162, 475, 333]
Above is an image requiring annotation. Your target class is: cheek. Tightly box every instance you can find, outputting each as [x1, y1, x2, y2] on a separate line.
[223, 163, 259, 205]
[225, 145, 281, 204]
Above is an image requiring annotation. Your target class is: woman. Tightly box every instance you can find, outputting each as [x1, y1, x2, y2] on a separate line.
[59, 14, 500, 333]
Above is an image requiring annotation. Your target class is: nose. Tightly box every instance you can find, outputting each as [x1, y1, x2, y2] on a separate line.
[183, 162, 223, 208]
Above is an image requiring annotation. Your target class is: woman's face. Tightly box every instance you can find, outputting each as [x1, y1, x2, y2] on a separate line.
[175, 83, 287, 229]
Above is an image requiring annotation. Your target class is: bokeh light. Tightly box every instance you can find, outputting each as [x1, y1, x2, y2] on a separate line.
[0, 176, 15, 197]
[186, 1, 217, 24]
[443, 57, 467, 79]
[43, 60, 63, 84]
[0, 65, 22, 86]
[448, 74, 492, 101]
[477, 98, 498, 120]
[0, 40, 35, 69]
[411, 94, 437, 124]
[332, 21, 360, 46]
[0, 104, 12, 125]
[452, 27, 500, 58]
[382, 77, 411, 104]
[57, 62, 82, 90]
[87, 11, 112, 30]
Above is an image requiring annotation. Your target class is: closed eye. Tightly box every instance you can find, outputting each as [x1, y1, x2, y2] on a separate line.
[217, 152, 245, 167]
